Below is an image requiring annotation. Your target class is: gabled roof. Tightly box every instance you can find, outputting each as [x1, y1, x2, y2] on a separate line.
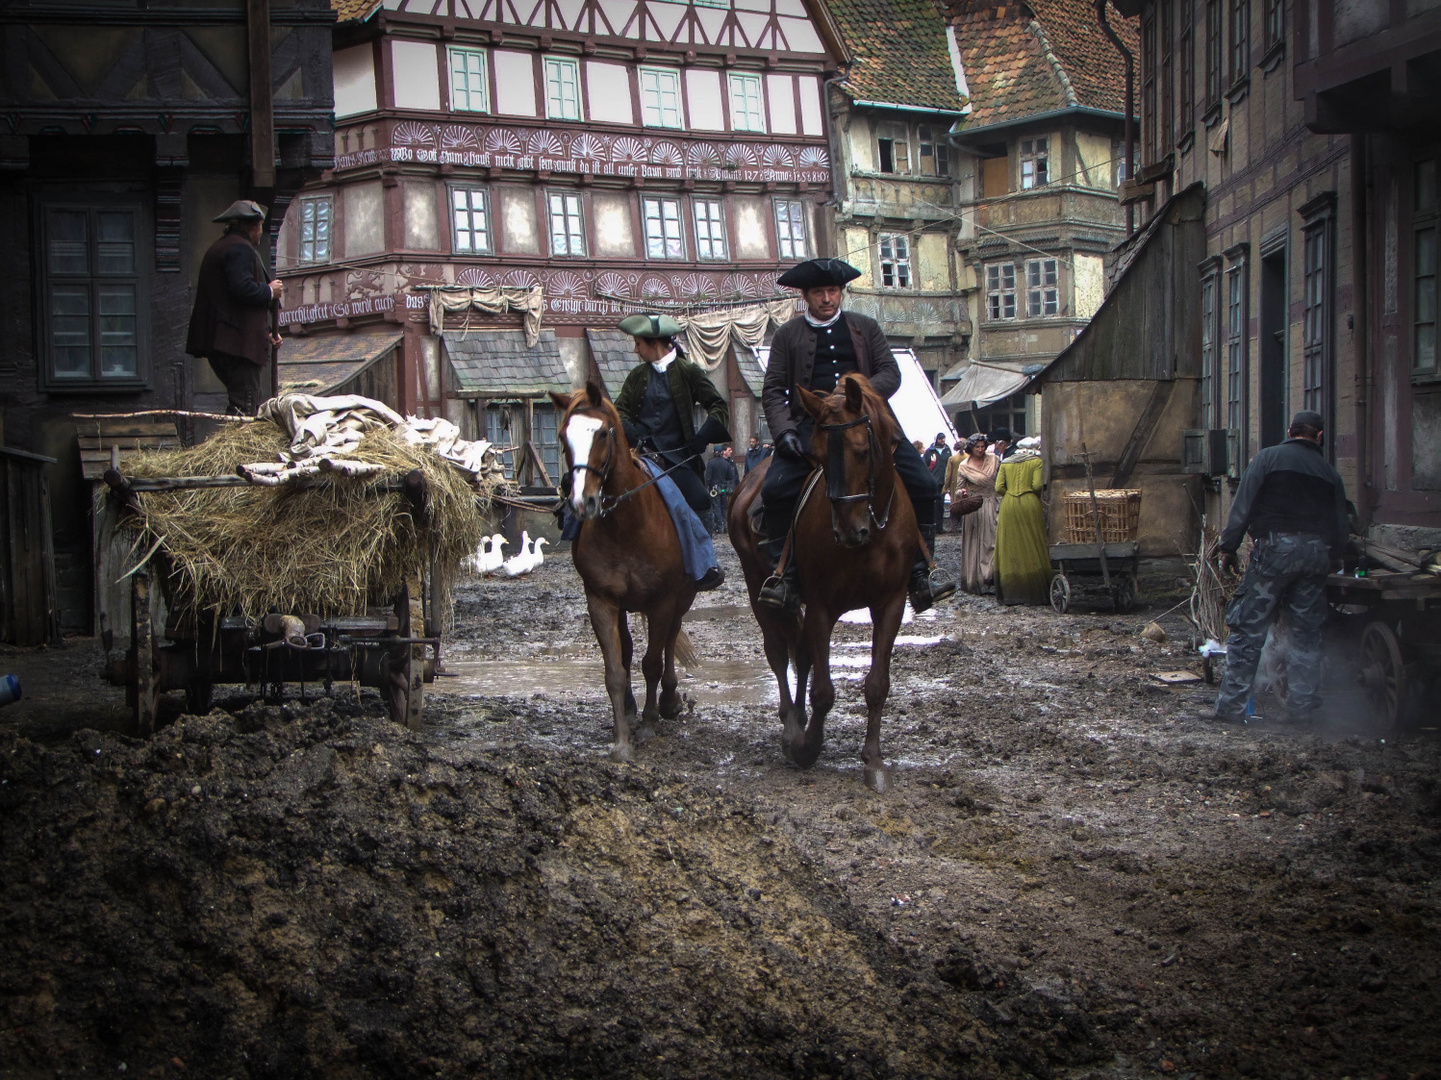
[950, 0, 1137, 131]
[831, 0, 967, 113]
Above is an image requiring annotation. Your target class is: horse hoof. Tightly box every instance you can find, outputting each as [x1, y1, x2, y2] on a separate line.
[610, 743, 634, 763]
[659, 695, 681, 720]
[634, 722, 657, 746]
[863, 765, 891, 793]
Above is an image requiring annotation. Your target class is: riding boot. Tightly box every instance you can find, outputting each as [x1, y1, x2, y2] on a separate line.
[908, 523, 957, 614]
[756, 537, 802, 615]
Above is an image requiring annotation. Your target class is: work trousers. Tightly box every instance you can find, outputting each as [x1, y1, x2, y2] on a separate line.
[207, 352, 268, 416]
[760, 418, 937, 542]
[1216, 533, 1332, 717]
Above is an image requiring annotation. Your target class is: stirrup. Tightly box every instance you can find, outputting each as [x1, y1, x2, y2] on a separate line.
[757, 572, 801, 615]
[908, 567, 957, 613]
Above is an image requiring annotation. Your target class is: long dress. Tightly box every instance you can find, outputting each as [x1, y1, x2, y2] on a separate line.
[952, 450, 999, 594]
[994, 452, 1051, 605]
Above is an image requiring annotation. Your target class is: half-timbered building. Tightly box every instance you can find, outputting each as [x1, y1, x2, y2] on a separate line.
[277, 0, 847, 488]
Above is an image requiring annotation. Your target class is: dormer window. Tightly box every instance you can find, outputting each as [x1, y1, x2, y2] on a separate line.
[1020, 137, 1049, 189]
[918, 125, 951, 176]
[877, 121, 910, 174]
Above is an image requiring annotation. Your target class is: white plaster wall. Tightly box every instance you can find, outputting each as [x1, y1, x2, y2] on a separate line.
[333, 44, 377, 118]
[494, 51, 538, 116]
[344, 182, 385, 257]
[767, 74, 797, 135]
[499, 188, 540, 254]
[685, 69, 726, 131]
[1073, 253, 1105, 319]
[418, 335, 441, 408]
[390, 40, 439, 111]
[734, 197, 770, 259]
[586, 61, 634, 125]
[916, 232, 949, 291]
[848, 114, 875, 171]
[592, 193, 636, 257]
[403, 180, 439, 250]
[1075, 132, 1113, 189]
[798, 75, 824, 136]
[845, 226, 872, 287]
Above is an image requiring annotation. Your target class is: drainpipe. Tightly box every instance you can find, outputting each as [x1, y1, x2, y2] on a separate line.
[1096, 0, 1135, 236]
[1352, 134, 1371, 528]
[821, 71, 850, 258]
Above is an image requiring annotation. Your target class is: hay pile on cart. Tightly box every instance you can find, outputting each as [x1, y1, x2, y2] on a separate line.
[97, 395, 509, 734]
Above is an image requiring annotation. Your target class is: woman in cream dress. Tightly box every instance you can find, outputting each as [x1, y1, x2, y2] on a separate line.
[949, 433, 999, 594]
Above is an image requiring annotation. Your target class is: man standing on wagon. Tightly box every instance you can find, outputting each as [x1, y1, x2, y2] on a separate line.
[755, 257, 957, 615]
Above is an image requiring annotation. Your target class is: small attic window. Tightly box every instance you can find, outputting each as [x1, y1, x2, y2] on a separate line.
[877, 121, 910, 174]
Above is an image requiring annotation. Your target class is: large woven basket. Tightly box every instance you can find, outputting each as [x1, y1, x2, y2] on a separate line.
[1062, 489, 1142, 543]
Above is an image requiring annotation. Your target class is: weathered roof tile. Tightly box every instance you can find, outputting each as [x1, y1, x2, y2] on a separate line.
[831, 0, 967, 113]
[444, 330, 570, 397]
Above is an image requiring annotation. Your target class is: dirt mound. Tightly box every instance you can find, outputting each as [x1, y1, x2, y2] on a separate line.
[0, 700, 996, 1079]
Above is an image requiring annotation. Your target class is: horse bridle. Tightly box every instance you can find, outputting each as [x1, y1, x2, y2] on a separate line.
[817, 411, 895, 532]
[562, 411, 697, 517]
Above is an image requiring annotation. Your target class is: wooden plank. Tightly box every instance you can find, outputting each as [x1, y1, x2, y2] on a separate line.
[77, 420, 180, 437]
[1049, 541, 1139, 560]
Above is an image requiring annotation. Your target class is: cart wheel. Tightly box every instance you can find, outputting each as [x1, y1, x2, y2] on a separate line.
[1050, 573, 1071, 614]
[1360, 621, 1406, 731]
[385, 582, 425, 730]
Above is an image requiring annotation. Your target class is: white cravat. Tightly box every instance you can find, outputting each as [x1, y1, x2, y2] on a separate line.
[650, 348, 677, 373]
[803, 308, 843, 329]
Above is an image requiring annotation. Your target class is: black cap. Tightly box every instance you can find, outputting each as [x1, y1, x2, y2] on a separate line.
[989, 427, 1014, 444]
[777, 258, 862, 290]
[1290, 409, 1324, 430]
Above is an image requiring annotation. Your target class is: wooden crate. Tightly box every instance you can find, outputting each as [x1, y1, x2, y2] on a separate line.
[1062, 489, 1141, 544]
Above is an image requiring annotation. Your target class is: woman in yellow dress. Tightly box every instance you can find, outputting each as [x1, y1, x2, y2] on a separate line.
[994, 437, 1050, 605]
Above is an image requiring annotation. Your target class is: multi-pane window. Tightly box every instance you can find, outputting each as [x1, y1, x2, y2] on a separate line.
[484, 405, 515, 479]
[1225, 258, 1247, 434]
[1160, 1, 1174, 155]
[693, 198, 727, 260]
[774, 199, 807, 259]
[544, 57, 582, 121]
[639, 67, 683, 128]
[728, 73, 765, 132]
[1142, 11, 1157, 160]
[918, 125, 951, 176]
[450, 187, 492, 254]
[547, 191, 586, 256]
[877, 121, 910, 174]
[878, 234, 911, 288]
[1262, 0, 1282, 51]
[643, 197, 685, 259]
[1199, 273, 1218, 429]
[1020, 138, 1048, 189]
[449, 47, 489, 112]
[297, 195, 332, 264]
[1302, 222, 1330, 414]
[1229, 0, 1250, 85]
[1026, 258, 1059, 317]
[1205, 0, 1223, 107]
[986, 263, 1017, 320]
[533, 404, 561, 486]
[1179, 0, 1195, 131]
[1413, 158, 1438, 375]
[41, 202, 144, 386]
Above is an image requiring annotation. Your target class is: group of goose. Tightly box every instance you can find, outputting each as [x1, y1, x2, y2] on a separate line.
[467, 531, 548, 578]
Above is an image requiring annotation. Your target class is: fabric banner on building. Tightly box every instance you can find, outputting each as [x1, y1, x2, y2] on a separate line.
[679, 299, 798, 372]
[427, 286, 545, 347]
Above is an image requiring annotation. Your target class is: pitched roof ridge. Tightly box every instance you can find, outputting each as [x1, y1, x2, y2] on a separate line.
[1027, 14, 1079, 108]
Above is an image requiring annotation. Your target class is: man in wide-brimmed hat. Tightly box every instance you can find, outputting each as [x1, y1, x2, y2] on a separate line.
[186, 199, 284, 415]
[755, 257, 956, 615]
[610, 312, 729, 590]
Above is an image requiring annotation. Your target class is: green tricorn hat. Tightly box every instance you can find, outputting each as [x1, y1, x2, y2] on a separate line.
[618, 312, 686, 339]
[213, 199, 268, 223]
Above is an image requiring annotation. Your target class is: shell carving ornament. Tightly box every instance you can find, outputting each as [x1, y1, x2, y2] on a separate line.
[393, 121, 437, 146]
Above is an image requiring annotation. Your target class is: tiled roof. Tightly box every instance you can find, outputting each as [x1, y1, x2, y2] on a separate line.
[585, 330, 639, 398]
[279, 327, 402, 394]
[330, 0, 380, 23]
[444, 330, 570, 397]
[950, 0, 1137, 130]
[831, 0, 966, 112]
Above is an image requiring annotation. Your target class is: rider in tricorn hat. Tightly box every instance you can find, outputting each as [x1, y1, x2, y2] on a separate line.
[756, 258, 957, 615]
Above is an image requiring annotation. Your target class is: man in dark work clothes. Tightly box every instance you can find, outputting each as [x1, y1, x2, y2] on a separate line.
[756, 258, 957, 615]
[186, 200, 284, 415]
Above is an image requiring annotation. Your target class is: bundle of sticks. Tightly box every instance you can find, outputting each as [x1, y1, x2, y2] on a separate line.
[1187, 524, 1240, 643]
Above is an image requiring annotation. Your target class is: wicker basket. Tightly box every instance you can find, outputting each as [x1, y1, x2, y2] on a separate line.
[1062, 489, 1142, 543]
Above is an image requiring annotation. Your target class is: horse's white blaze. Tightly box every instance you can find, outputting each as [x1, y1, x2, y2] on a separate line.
[564, 414, 603, 510]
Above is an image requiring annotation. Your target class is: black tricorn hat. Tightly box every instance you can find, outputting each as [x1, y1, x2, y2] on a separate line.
[777, 258, 862, 290]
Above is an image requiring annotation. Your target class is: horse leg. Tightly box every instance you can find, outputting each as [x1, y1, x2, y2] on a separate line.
[789, 610, 834, 770]
[777, 618, 808, 762]
[658, 607, 684, 720]
[586, 595, 634, 761]
[861, 593, 907, 793]
[619, 611, 638, 722]
[636, 602, 675, 743]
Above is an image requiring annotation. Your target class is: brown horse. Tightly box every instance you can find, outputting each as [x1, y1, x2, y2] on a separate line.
[551, 381, 694, 761]
[729, 373, 918, 791]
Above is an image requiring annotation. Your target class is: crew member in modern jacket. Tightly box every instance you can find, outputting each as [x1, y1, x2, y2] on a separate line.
[186, 200, 284, 415]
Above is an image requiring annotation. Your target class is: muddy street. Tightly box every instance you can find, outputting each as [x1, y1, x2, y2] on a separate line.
[2, 535, 1439, 1079]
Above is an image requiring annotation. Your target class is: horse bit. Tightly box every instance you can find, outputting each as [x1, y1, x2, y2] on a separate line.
[817, 411, 895, 533]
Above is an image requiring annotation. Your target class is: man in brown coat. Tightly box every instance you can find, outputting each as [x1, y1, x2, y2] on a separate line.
[186, 200, 284, 414]
[756, 258, 956, 614]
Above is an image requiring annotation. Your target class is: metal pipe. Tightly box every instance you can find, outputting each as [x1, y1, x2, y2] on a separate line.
[1097, 0, 1136, 236]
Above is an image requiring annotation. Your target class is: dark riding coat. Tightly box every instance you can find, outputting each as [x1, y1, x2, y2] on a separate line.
[614, 355, 730, 478]
[186, 232, 276, 365]
[761, 311, 901, 439]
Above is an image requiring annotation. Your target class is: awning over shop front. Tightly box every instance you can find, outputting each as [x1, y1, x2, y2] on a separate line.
[735, 347, 766, 397]
[278, 327, 403, 395]
[443, 329, 569, 397]
[938, 358, 1048, 410]
[585, 329, 638, 397]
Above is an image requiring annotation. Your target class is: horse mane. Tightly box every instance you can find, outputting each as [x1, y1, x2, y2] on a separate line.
[558, 381, 633, 456]
[832, 373, 899, 448]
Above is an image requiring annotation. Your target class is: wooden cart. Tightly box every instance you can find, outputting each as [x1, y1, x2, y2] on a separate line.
[1049, 541, 1140, 614]
[1326, 570, 1441, 730]
[100, 466, 445, 736]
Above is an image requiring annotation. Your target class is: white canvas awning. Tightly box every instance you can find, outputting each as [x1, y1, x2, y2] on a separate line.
[751, 346, 956, 447]
[939, 358, 1046, 410]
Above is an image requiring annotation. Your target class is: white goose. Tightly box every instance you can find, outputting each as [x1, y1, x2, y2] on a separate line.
[478, 533, 507, 574]
[530, 537, 549, 570]
[499, 531, 534, 578]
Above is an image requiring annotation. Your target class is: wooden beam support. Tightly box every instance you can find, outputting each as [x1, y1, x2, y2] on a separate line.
[248, 0, 275, 192]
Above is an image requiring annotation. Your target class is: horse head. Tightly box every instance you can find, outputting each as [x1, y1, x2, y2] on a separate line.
[550, 380, 628, 521]
[797, 374, 899, 548]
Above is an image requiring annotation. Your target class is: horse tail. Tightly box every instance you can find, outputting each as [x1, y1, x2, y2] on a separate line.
[673, 628, 699, 670]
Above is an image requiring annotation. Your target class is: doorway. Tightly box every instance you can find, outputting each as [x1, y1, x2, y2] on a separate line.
[1259, 248, 1287, 448]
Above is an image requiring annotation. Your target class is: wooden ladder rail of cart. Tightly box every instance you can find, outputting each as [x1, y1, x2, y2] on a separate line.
[1048, 445, 1140, 614]
[100, 455, 444, 737]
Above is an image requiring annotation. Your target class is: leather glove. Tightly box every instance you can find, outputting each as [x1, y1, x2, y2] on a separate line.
[622, 420, 645, 446]
[686, 435, 710, 458]
[1218, 550, 1239, 576]
[776, 430, 807, 461]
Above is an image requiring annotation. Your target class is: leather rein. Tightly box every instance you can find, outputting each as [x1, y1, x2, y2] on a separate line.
[563, 416, 698, 517]
[816, 411, 895, 533]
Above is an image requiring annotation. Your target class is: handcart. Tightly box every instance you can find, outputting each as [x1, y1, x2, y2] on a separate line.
[1049, 540, 1140, 613]
[1326, 569, 1441, 730]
